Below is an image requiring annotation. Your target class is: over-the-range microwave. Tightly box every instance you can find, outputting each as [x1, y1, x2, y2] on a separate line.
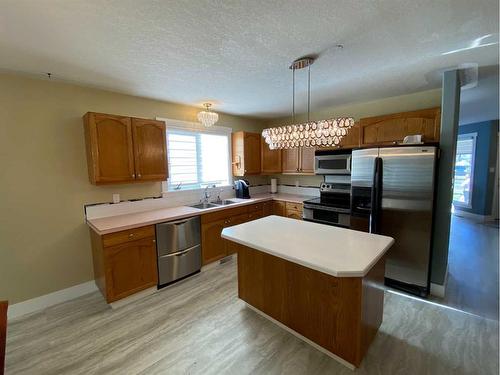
[314, 150, 352, 175]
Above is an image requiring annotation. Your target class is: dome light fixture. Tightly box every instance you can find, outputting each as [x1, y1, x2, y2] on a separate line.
[262, 56, 355, 149]
[197, 103, 219, 127]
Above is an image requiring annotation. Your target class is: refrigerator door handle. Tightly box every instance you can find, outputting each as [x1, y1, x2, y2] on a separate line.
[369, 157, 383, 234]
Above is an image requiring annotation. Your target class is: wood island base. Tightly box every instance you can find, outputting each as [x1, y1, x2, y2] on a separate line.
[235, 243, 386, 368]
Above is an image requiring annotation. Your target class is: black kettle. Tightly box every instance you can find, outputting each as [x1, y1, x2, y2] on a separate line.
[234, 179, 250, 199]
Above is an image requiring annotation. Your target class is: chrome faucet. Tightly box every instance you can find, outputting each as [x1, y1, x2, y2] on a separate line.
[203, 186, 211, 203]
[217, 189, 223, 202]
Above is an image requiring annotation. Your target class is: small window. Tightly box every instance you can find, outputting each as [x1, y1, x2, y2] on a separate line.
[453, 133, 477, 208]
[162, 119, 232, 191]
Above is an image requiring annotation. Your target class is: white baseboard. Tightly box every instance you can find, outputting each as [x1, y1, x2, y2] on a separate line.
[7, 280, 98, 320]
[109, 286, 157, 309]
[430, 282, 446, 298]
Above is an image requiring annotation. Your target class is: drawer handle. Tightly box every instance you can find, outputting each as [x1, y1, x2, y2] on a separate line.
[128, 233, 134, 238]
[152, 239, 156, 243]
[175, 249, 190, 256]
[174, 221, 188, 226]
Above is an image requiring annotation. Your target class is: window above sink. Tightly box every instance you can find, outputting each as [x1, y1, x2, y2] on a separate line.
[157, 118, 233, 192]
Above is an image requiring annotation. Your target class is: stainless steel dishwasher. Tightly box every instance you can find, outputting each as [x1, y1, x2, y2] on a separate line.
[156, 216, 201, 287]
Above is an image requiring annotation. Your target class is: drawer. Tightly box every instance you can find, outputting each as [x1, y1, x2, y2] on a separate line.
[286, 202, 303, 212]
[102, 225, 155, 247]
[225, 213, 249, 227]
[247, 202, 264, 212]
[247, 211, 264, 221]
[201, 205, 248, 224]
[157, 245, 201, 286]
[286, 210, 303, 220]
[156, 216, 200, 257]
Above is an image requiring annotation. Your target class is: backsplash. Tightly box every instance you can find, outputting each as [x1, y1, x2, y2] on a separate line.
[84, 180, 318, 220]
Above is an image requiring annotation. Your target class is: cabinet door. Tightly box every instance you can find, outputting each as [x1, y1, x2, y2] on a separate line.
[359, 108, 441, 146]
[104, 237, 158, 302]
[226, 213, 249, 255]
[201, 219, 227, 265]
[282, 148, 300, 173]
[286, 209, 303, 220]
[232, 131, 245, 176]
[244, 132, 262, 174]
[273, 201, 286, 216]
[299, 147, 315, 174]
[261, 138, 282, 174]
[247, 210, 264, 222]
[84, 112, 135, 184]
[338, 123, 360, 149]
[132, 118, 168, 181]
[263, 201, 274, 216]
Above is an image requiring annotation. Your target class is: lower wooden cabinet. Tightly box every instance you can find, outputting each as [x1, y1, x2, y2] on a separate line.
[200, 218, 227, 264]
[263, 201, 274, 216]
[200, 199, 304, 265]
[105, 237, 158, 302]
[273, 201, 286, 216]
[285, 202, 303, 220]
[90, 226, 158, 303]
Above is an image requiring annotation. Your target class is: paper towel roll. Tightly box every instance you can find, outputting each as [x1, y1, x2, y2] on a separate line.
[271, 178, 278, 194]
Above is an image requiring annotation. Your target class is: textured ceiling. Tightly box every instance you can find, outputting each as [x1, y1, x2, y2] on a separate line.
[460, 65, 499, 125]
[0, 0, 498, 118]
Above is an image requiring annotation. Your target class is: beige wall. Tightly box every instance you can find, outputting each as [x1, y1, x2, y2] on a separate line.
[0, 73, 265, 304]
[267, 88, 443, 186]
[0, 72, 442, 304]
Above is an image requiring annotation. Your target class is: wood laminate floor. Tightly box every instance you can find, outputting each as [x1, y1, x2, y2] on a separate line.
[432, 215, 499, 320]
[6, 257, 499, 375]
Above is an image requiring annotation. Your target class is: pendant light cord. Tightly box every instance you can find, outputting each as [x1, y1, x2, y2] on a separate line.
[307, 63, 311, 122]
[292, 66, 296, 123]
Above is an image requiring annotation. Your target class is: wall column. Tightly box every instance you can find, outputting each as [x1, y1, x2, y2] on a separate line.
[431, 70, 461, 286]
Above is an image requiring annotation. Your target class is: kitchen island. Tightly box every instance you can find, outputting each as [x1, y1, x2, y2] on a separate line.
[221, 215, 394, 369]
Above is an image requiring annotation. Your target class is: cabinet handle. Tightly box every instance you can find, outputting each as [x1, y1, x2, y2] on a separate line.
[152, 239, 156, 243]
[129, 233, 134, 238]
[244, 169, 247, 173]
[132, 173, 136, 178]
[137, 173, 142, 178]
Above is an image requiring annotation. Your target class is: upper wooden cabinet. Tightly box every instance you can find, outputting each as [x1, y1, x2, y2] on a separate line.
[83, 112, 168, 185]
[232, 131, 261, 176]
[84, 113, 135, 184]
[359, 107, 441, 147]
[338, 123, 360, 149]
[131, 118, 168, 181]
[261, 137, 282, 174]
[282, 147, 315, 174]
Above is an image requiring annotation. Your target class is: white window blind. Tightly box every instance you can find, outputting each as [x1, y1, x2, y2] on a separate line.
[165, 123, 231, 191]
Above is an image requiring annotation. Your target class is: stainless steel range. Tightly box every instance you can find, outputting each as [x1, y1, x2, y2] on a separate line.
[303, 176, 351, 228]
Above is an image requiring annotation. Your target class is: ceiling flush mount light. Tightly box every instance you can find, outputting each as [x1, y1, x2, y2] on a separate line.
[262, 57, 354, 149]
[197, 103, 219, 127]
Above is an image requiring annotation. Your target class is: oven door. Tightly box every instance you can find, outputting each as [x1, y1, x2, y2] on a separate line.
[314, 155, 351, 175]
[303, 204, 351, 227]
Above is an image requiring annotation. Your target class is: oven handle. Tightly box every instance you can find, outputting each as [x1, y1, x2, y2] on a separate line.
[303, 204, 351, 214]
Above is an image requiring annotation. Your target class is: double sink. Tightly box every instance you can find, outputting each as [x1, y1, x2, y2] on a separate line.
[189, 199, 240, 210]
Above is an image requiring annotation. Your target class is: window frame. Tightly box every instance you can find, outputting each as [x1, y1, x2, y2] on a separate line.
[156, 117, 233, 192]
[453, 132, 477, 209]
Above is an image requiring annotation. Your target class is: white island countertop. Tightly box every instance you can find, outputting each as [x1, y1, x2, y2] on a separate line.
[221, 215, 394, 278]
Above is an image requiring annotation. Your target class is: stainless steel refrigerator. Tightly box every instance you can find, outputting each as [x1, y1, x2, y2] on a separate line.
[350, 146, 437, 296]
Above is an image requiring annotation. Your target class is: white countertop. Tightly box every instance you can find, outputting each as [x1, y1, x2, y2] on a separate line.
[87, 193, 311, 235]
[221, 215, 394, 278]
